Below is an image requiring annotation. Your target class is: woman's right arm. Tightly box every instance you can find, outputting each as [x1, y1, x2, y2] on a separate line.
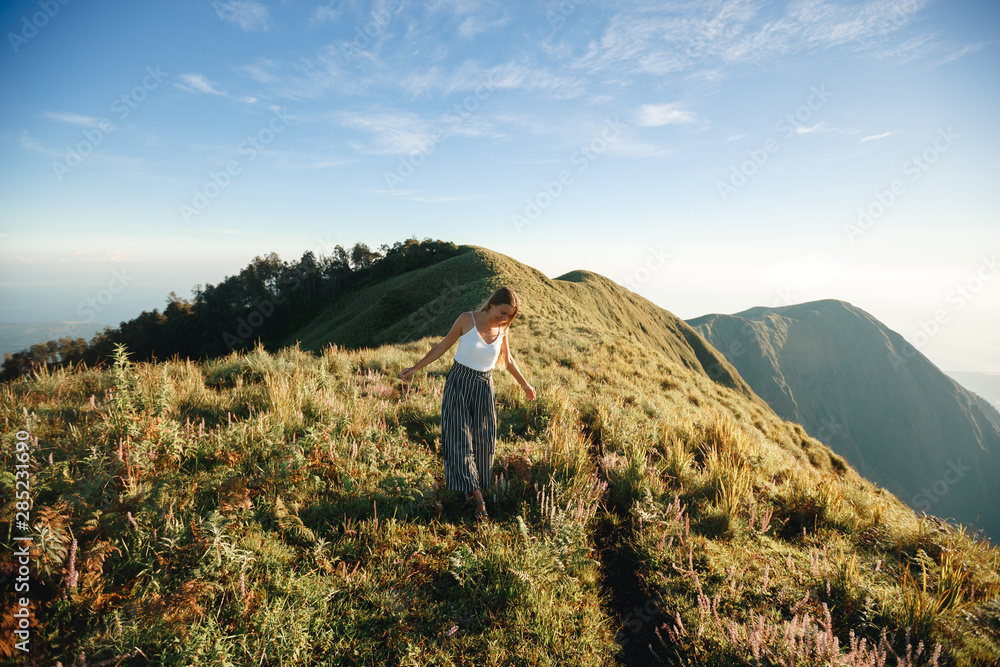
[401, 313, 468, 381]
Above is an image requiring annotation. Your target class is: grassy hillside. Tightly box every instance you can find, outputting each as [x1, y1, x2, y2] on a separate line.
[287, 245, 761, 405]
[2, 263, 999, 665]
[689, 300, 1000, 542]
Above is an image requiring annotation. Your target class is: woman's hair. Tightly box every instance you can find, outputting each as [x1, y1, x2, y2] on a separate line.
[478, 287, 520, 370]
[480, 286, 520, 325]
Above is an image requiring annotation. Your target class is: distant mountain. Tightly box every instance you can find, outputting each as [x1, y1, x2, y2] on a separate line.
[0, 321, 111, 358]
[948, 371, 1000, 412]
[289, 245, 763, 404]
[689, 299, 1000, 540]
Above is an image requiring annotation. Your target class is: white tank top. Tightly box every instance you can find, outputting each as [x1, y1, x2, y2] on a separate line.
[453, 312, 504, 371]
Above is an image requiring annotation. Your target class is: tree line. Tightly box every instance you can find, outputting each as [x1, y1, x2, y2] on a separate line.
[1, 238, 461, 380]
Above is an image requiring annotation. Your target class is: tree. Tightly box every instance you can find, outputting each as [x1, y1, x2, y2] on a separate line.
[350, 243, 381, 270]
[0, 237, 462, 380]
[57, 336, 89, 364]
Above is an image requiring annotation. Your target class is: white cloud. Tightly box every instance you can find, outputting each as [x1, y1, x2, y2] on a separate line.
[457, 12, 511, 38]
[42, 112, 104, 127]
[75, 250, 130, 263]
[446, 62, 586, 100]
[310, 3, 340, 26]
[432, 0, 510, 37]
[795, 122, 830, 134]
[241, 58, 281, 84]
[635, 103, 698, 127]
[572, 15, 691, 76]
[606, 140, 676, 159]
[260, 146, 355, 170]
[868, 33, 936, 63]
[18, 130, 147, 172]
[337, 110, 438, 155]
[937, 43, 985, 66]
[861, 131, 894, 142]
[19, 131, 60, 156]
[399, 68, 444, 97]
[3, 250, 131, 266]
[212, 0, 271, 32]
[236, 37, 582, 105]
[176, 73, 229, 96]
[236, 48, 344, 100]
[572, 0, 934, 78]
[335, 104, 500, 156]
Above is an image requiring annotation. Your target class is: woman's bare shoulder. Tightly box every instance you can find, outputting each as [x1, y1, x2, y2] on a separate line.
[454, 311, 475, 334]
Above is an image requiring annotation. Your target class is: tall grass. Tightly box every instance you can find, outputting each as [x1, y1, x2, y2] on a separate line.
[1, 323, 997, 665]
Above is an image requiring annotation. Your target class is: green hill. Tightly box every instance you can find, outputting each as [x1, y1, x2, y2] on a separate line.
[288, 245, 761, 405]
[689, 299, 1000, 541]
[2, 255, 998, 665]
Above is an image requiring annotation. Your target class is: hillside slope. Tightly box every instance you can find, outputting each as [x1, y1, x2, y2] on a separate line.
[689, 299, 1000, 540]
[949, 371, 1000, 412]
[288, 245, 763, 406]
[5, 318, 999, 664]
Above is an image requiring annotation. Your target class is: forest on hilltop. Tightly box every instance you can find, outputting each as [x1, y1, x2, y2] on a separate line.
[1, 239, 461, 381]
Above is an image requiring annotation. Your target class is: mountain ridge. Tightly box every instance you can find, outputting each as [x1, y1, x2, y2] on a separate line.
[288, 245, 764, 407]
[948, 371, 1000, 412]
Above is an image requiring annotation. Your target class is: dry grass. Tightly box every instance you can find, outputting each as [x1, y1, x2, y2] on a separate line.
[1, 327, 998, 666]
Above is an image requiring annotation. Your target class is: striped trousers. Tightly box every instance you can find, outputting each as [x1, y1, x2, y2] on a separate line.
[441, 361, 497, 492]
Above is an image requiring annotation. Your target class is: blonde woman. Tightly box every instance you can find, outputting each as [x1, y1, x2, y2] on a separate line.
[401, 287, 535, 522]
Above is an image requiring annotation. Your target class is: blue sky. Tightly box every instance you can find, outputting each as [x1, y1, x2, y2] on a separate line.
[1, 0, 998, 372]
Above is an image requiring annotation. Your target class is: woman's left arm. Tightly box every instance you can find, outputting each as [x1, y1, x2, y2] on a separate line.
[501, 329, 535, 400]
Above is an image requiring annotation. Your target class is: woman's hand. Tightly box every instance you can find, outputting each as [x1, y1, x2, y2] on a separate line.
[401, 366, 417, 382]
[523, 383, 536, 401]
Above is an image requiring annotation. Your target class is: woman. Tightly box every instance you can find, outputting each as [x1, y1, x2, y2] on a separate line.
[401, 287, 535, 522]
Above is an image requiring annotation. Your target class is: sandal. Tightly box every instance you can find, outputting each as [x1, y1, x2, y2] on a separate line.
[473, 500, 489, 523]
